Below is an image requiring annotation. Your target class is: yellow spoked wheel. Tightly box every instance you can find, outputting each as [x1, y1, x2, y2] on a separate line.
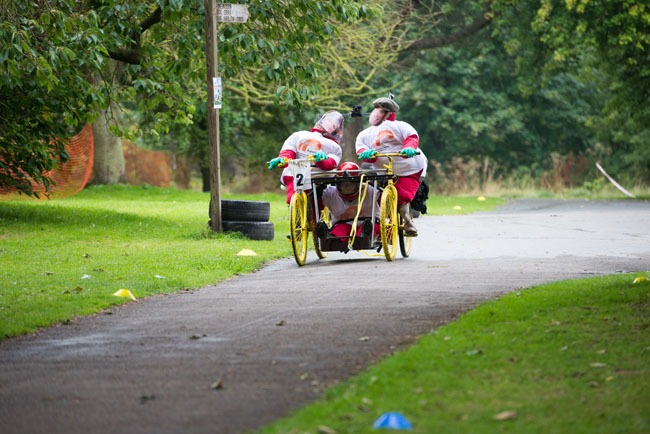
[399, 212, 413, 258]
[380, 185, 398, 261]
[313, 207, 330, 259]
[289, 192, 309, 266]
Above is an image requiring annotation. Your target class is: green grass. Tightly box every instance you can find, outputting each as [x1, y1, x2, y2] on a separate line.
[0, 186, 291, 338]
[0, 185, 501, 338]
[253, 274, 650, 434]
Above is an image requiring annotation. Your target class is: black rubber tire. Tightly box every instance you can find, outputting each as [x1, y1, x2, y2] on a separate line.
[222, 220, 275, 241]
[213, 200, 271, 222]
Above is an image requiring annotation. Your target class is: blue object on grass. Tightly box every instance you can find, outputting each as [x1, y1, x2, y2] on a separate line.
[372, 412, 413, 430]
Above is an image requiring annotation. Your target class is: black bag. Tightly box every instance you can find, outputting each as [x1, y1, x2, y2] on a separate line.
[411, 179, 429, 214]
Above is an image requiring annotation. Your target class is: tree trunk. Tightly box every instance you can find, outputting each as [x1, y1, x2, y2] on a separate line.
[91, 60, 125, 185]
[92, 106, 125, 184]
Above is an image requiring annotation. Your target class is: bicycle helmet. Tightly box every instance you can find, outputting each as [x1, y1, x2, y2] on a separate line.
[314, 110, 344, 142]
[336, 162, 361, 201]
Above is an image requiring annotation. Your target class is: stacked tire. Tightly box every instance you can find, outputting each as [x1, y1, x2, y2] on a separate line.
[220, 200, 274, 241]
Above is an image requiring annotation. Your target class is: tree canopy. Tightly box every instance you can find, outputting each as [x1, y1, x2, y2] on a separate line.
[2, 0, 648, 197]
[1, 0, 378, 196]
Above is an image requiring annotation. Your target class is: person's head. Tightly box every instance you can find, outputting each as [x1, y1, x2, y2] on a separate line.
[336, 162, 361, 200]
[314, 110, 344, 142]
[369, 97, 400, 126]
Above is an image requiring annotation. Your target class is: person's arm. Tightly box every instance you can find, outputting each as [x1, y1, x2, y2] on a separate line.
[402, 134, 419, 149]
[314, 141, 342, 170]
[314, 157, 338, 170]
[279, 149, 296, 160]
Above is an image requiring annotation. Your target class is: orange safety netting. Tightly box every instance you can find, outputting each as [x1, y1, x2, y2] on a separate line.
[123, 140, 171, 188]
[0, 124, 94, 199]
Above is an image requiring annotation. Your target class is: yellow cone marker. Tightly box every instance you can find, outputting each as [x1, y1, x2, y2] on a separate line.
[633, 276, 648, 284]
[237, 249, 257, 256]
[113, 289, 137, 300]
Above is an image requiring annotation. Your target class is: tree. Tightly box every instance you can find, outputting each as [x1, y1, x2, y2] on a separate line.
[1, 0, 379, 197]
[490, 0, 650, 181]
[0, 1, 107, 197]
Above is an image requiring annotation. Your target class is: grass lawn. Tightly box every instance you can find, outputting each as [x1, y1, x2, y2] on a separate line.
[0, 185, 502, 338]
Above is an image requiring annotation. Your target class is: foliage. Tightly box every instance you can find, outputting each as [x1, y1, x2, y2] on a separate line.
[398, 37, 601, 180]
[0, 0, 107, 197]
[0, 0, 379, 196]
[491, 0, 650, 182]
[3, 0, 649, 196]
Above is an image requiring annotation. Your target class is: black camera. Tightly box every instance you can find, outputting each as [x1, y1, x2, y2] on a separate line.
[350, 105, 363, 117]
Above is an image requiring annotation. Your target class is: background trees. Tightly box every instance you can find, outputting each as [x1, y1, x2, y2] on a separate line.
[1, 0, 648, 197]
[1, 0, 378, 196]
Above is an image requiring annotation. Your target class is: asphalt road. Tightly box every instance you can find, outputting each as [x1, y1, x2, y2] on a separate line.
[1, 199, 648, 434]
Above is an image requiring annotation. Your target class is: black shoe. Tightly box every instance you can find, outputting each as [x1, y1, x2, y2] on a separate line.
[361, 219, 373, 237]
[315, 221, 329, 238]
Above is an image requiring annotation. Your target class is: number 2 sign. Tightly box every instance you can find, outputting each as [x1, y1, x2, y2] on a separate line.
[289, 159, 311, 192]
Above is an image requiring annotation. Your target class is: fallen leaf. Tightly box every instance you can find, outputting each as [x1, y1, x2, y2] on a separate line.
[494, 410, 517, 421]
[359, 336, 369, 341]
[318, 425, 337, 434]
[590, 362, 607, 368]
[154, 274, 167, 279]
[81, 274, 91, 280]
[140, 394, 155, 404]
[211, 379, 223, 390]
[276, 320, 286, 326]
[633, 276, 648, 284]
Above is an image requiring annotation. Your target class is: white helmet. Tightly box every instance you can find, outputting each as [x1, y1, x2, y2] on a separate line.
[314, 110, 344, 142]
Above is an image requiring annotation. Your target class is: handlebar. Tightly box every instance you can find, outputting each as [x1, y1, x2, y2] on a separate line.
[373, 151, 421, 158]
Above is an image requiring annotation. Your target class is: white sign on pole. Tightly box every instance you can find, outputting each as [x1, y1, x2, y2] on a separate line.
[212, 77, 222, 108]
[216, 4, 249, 23]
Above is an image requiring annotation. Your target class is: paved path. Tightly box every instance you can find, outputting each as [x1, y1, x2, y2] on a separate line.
[1, 199, 648, 434]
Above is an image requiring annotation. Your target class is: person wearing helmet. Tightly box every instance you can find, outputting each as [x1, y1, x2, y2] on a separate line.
[321, 162, 380, 244]
[355, 96, 426, 236]
[269, 110, 344, 203]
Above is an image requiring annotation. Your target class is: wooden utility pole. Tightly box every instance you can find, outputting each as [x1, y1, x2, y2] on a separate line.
[205, 0, 222, 232]
[205, 2, 248, 232]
